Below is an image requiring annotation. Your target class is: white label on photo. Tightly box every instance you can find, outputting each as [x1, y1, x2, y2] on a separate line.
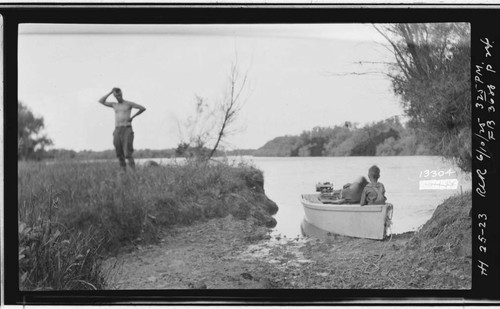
[419, 179, 459, 190]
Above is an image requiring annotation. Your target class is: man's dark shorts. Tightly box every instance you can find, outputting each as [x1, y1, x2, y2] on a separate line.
[113, 125, 134, 167]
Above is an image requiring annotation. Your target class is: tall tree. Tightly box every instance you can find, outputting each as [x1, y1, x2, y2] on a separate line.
[375, 23, 471, 172]
[178, 59, 249, 161]
[208, 61, 249, 159]
[18, 101, 52, 160]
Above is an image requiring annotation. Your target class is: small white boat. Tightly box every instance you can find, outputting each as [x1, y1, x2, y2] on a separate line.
[301, 194, 393, 240]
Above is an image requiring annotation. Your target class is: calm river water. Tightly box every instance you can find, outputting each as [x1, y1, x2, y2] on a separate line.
[137, 156, 471, 238]
[247, 156, 472, 238]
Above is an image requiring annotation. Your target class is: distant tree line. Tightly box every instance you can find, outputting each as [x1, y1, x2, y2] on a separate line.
[254, 117, 436, 157]
[42, 148, 178, 161]
[42, 147, 257, 161]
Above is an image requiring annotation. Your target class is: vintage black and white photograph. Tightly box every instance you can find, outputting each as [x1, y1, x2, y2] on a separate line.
[15, 20, 476, 293]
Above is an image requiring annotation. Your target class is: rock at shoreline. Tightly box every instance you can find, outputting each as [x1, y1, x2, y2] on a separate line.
[143, 160, 159, 167]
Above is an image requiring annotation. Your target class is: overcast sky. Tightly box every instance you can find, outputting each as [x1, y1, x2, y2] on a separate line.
[18, 23, 403, 151]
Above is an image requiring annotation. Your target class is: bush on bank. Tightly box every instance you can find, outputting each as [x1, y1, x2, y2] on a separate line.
[17, 160, 278, 290]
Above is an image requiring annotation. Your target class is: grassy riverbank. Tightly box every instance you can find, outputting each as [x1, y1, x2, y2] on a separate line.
[18, 158, 471, 291]
[17, 160, 278, 290]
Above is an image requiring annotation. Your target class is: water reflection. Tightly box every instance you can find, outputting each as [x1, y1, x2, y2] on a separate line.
[300, 219, 332, 239]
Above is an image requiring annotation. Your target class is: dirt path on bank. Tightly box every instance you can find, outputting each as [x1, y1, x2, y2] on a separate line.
[104, 194, 471, 290]
[104, 216, 277, 289]
[103, 215, 434, 289]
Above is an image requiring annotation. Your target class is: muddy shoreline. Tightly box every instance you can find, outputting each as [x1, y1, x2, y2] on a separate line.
[104, 215, 277, 289]
[104, 215, 414, 289]
[104, 193, 471, 290]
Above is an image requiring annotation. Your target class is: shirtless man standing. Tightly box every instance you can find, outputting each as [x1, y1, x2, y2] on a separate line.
[99, 88, 146, 170]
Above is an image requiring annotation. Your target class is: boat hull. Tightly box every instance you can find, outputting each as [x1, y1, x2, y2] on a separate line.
[301, 194, 393, 240]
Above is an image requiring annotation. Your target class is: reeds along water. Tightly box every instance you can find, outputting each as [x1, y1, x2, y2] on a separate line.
[17, 159, 275, 290]
[18, 161, 116, 290]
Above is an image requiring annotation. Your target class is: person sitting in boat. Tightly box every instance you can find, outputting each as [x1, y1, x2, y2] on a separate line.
[340, 176, 369, 204]
[360, 165, 387, 206]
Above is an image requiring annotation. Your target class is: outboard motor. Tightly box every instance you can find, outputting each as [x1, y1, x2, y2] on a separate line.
[316, 182, 333, 194]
